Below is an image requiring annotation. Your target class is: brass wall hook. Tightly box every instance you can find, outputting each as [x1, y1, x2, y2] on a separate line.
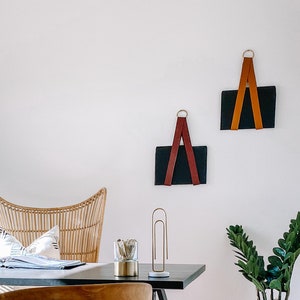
[243, 49, 255, 58]
[177, 109, 188, 117]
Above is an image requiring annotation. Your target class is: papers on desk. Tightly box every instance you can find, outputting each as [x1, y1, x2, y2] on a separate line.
[1, 255, 86, 269]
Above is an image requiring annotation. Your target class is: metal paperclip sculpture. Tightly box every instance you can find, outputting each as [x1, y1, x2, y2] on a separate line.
[148, 208, 170, 278]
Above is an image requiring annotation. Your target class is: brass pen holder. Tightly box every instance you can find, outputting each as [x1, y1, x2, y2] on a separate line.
[114, 260, 139, 277]
[114, 239, 138, 277]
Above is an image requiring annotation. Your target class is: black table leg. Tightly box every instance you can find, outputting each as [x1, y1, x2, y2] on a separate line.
[153, 288, 167, 300]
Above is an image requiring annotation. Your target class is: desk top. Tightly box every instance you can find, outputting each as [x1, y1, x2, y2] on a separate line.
[0, 263, 206, 290]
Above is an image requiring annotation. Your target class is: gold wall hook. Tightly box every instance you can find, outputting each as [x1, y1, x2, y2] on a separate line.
[242, 49, 255, 58]
[177, 109, 188, 117]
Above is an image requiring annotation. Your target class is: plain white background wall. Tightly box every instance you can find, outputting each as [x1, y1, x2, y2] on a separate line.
[0, 1, 299, 299]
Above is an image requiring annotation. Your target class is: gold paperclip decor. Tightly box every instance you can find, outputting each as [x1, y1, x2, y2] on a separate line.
[148, 208, 170, 278]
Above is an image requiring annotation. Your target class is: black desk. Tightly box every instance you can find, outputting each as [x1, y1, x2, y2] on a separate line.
[0, 263, 206, 300]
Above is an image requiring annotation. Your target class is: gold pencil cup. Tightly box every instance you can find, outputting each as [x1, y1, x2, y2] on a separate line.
[114, 260, 139, 277]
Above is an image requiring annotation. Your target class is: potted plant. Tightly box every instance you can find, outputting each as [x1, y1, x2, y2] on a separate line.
[226, 212, 300, 300]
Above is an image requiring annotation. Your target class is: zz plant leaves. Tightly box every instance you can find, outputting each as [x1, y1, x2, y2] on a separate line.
[226, 212, 300, 300]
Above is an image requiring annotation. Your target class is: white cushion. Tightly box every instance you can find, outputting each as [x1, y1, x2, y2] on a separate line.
[0, 228, 26, 257]
[26, 226, 60, 259]
[0, 226, 60, 259]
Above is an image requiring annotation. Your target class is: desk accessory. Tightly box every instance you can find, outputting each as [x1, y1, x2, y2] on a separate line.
[114, 239, 138, 276]
[155, 110, 207, 185]
[221, 49, 276, 130]
[149, 208, 169, 278]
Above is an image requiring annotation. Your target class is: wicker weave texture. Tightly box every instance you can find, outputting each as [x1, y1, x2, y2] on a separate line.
[0, 188, 107, 263]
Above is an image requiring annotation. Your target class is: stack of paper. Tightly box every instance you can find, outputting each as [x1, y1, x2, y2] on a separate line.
[1, 255, 85, 269]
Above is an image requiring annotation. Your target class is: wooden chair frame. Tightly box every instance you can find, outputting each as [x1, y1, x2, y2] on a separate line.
[0, 187, 107, 263]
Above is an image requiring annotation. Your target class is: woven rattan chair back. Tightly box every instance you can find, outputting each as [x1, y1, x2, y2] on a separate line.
[0, 283, 153, 300]
[0, 188, 106, 263]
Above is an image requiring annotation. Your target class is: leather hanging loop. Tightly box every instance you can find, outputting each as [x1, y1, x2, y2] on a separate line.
[231, 51, 263, 130]
[164, 113, 200, 186]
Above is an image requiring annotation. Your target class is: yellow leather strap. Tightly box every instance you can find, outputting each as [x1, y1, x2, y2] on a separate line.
[231, 57, 263, 130]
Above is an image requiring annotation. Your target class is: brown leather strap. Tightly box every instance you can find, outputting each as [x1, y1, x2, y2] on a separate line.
[164, 117, 200, 186]
[231, 57, 263, 130]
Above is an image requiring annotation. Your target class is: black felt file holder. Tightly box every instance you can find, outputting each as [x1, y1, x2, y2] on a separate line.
[155, 145, 207, 185]
[221, 86, 276, 130]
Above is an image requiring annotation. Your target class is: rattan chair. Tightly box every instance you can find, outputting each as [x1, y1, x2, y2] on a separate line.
[0, 283, 153, 300]
[0, 187, 107, 263]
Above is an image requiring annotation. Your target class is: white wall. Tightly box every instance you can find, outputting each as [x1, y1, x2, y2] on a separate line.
[0, 1, 299, 299]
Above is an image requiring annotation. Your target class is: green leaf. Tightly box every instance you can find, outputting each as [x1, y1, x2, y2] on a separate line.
[251, 276, 265, 292]
[278, 238, 286, 249]
[237, 260, 248, 272]
[285, 241, 292, 252]
[286, 231, 297, 245]
[296, 212, 300, 223]
[273, 247, 286, 259]
[284, 252, 296, 265]
[269, 277, 283, 291]
[268, 256, 283, 267]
